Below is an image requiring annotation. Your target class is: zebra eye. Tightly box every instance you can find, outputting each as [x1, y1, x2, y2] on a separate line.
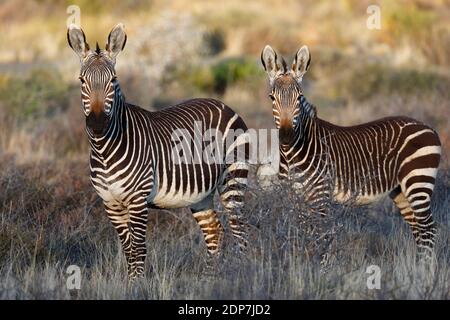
[110, 76, 117, 83]
[79, 76, 86, 84]
[269, 94, 275, 102]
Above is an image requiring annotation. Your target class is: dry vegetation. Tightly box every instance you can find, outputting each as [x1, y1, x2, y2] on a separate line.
[0, 0, 449, 299]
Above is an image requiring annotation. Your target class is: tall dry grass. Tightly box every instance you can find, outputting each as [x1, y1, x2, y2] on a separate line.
[0, 153, 449, 299]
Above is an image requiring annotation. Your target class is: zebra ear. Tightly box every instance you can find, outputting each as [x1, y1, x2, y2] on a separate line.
[67, 24, 90, 60]
[292, 45, 311, 82]
[261, 45, 284, 81]
[106, 23, 127, 60]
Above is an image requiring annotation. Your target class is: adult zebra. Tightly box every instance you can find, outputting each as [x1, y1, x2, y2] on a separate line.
[67, 23, 249, 280]
[261, 45, 442, 260]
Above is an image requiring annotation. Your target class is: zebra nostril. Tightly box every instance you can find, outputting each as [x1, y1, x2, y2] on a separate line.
[279, 125, 294, 145]
[86, 111, 109, 136]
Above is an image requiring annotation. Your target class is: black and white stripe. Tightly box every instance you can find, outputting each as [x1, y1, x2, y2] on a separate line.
[261, 45, 442, 260]
[68, 23, 249, 280]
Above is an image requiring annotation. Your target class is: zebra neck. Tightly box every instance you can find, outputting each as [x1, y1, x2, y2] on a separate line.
[88, 87, 126, 154]
[299, 95, 317, 122]
[279, 95, 318, 175]
[293, 95, 316, 146]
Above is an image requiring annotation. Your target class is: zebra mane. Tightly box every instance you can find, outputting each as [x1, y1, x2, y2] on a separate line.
[300, 95, 317, 119]
[95, 42, 101, 55]
[280, 57, 288, 74]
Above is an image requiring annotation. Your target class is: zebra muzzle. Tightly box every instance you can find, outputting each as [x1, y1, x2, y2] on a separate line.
[279, 124, 295, 145]
[86, 111, 110, 136]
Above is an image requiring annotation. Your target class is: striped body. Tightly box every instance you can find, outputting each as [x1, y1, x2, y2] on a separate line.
[282, 98, 441, 210]
[90, 99, 247, 210]
[261, 45, 442, 260]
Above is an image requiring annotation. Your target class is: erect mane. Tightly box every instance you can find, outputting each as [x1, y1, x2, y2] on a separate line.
[95, 42, 101, 55]
[280, 56, 287, 74]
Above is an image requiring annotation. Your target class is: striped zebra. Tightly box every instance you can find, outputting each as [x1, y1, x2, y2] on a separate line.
[261, 45, 442, 260]
[67, 23, 249, 280]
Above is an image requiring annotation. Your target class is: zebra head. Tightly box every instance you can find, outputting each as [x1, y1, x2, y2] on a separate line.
[261, 45, 311, 145]
[67, 23, 127, 137]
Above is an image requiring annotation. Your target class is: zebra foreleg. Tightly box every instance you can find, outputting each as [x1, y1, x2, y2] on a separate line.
[104, 203, 135, 278]
[128, 199, 149, 280]
[301, 188, 334, 271]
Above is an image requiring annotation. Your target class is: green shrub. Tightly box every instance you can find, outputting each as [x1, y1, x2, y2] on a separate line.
[202, 28, 226, 56]
[0, 68, 70, 121]
[186, 57, 263, 94]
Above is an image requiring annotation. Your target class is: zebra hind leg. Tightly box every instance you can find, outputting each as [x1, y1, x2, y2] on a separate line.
[390, 186, 436, 262]
[219, 162, 249, 253]
[191, 207, 224, 273]
[390, 187, 420, 245]
[407, 193, 437, 263]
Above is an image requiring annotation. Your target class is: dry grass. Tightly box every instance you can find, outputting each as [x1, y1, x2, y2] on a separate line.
[0, 155, 449, 299]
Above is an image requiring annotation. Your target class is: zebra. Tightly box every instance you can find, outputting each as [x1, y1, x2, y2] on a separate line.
[260, 45, 442, 260]
[67, 23, 249, 280]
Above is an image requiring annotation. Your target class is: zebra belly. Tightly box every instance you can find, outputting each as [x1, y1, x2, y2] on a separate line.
[333, 186, 389, 205]
[151, 189, 214, 209]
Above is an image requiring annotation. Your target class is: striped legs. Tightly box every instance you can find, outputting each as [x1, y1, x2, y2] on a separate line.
[302, 179, 331, 216]
[105, 203, 134, 276]
[219, 162, 249, 252]
[105, 199, 148, 281]
[390, 186, 436, 260]
[390, 188, 420, 243]
[408, 194, 437, 261]
[302, 184, 333, 270]
[128, 198, 149, 279]
[192, 208, 224, 256]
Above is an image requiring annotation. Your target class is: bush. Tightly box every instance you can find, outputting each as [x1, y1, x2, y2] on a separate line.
[0, 68, 70, 121]
[202, 28, 226, 56]
[186, 57, 263, 95]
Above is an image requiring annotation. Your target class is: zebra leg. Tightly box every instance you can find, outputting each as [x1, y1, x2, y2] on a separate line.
[390, 187, 420, 244]
[407, 194, 437, 261]
[190, 194, 224, 258]
[303, 188, 333, 270]
[128, 199, 149, 279]
[104, 203, 135, 277]
[391, 186, 437, 261]
[191, 207, 224, 257]
[396, 139, 440, 262]
[218, 161, 249, 252]
[305, 185, 331, 216]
